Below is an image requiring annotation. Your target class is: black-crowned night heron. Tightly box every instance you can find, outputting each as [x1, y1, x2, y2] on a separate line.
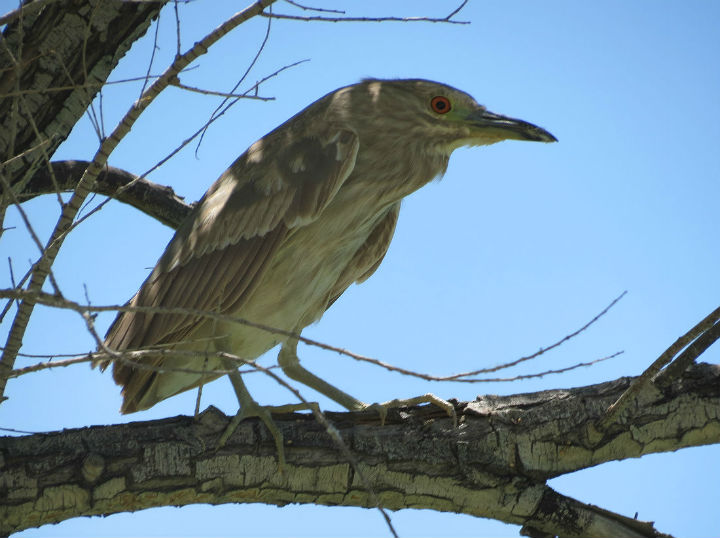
[102, 78, 555, 462]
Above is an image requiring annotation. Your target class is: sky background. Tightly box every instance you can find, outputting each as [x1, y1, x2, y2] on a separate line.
[2, 0, 720, 536]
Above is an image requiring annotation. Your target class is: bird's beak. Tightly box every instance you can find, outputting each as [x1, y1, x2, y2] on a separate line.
[466, 108, 557, 143]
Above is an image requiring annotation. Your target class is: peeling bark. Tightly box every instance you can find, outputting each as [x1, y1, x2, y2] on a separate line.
[3, 362, 717, 537]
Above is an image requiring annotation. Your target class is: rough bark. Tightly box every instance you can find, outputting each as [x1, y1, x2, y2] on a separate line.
[0, 0, 166, 186]
[3, 362, 717, 537]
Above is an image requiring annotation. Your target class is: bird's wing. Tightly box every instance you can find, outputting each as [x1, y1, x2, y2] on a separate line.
[103, 127, 358, 396]
[326, 202, 400, 308]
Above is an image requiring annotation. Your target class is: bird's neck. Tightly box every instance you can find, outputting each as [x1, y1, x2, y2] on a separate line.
[348, 134, 449, 203]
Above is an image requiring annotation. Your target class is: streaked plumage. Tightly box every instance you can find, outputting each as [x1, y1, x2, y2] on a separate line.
[102, 78, 555, 415]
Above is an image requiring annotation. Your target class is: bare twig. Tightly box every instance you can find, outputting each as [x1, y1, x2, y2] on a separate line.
[260, 2, 470, 25]
[0, 138, 53, 170]
[0, 170, 63, 296]
[597, 304, 720, 430]
[195, 3, 274, 155]
[173, 0, 182, 56]
[7, 259, 16, 288]
[440, 292, 627, 379]
[139, 7, 162, 98]
[7, 349, 275, 379]
[2, 288, 619, 385]
[0, 173, 50, 260]
[59, 58, 305, 238]
[282, 0, 344, 14]
[0, 74, 197, 98]
[136, 59, 308, 183]
[261, 13, 469, 24]
[455, 351, 622, 383]
[657, 320, 720, 385]
[169, 79, 274, 100]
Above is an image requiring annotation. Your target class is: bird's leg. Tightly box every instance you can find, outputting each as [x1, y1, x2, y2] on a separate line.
[278, 337, 366, 411]
[218, 359, 316, 471]
[278, 337, 457, 426]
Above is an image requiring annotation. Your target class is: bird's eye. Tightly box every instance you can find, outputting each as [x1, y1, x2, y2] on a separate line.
[430, 96, 451, 114]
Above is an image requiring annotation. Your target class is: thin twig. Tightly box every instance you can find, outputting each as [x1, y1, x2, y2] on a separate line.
[260, 12, 469, 24]
[597, 304, 720, 430]
[196, 4, 274, 155]
[174, 0, 182, 56]
[453, 351, 622, 383]
[169, 79, 274, 100]
[0, 138, 53, 169]
[657, 320, 720, 385]
[282, 0, 344, 14]
[440, 292, 627, 379]
[11, 95, 64, 209]
[65, 58, 306, 237]
[7, 259, 16, 288]
[0, 170, 63, 296]
[2, 288, 618, 384]
[139, 8, 162, 98]
[7, 349, 275, 379]
[0, 74, 198, 98]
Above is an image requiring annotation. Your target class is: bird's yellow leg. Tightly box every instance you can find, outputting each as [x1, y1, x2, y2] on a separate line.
[278, 338, 457, 426]
[278, 338, 366, 411]
[218, 362, 316, 471]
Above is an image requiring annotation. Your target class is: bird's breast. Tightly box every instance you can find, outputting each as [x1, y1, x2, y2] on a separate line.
[214, 183, 393, 356]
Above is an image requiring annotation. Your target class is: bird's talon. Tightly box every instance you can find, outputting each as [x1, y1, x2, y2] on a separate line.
[217, 411, 245, 449]
[361, 402, 388, 425]
[217, 404, 288, 471]
[372, 394, 457, 427]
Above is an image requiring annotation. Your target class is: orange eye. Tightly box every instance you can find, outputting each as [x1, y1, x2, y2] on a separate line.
[430, 96, 451, 114]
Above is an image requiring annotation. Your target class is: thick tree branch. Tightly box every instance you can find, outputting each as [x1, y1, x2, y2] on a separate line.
[3, 362, 717, 536]
[0, 0, 166, 187]
[520, 488, 671, 538]
[14, 160, 192, 228]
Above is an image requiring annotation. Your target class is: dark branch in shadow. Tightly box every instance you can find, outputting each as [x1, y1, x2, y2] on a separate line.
[12, 160, 192, 229]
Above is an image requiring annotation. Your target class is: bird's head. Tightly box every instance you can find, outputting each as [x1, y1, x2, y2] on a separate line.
[339, 78, 556, 155]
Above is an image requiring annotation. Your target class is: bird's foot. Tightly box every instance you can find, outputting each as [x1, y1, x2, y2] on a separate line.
[217, 401, 318, 472]
[362, 393, 457, 427]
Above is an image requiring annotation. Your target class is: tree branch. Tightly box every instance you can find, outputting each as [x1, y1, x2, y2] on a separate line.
[4, 362, 717, 536]
[14, 160, 192, 229]
[597, 304, 720, 430]
[0, 0, 166, 188]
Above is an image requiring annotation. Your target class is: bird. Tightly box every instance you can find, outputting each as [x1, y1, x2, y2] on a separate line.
[100, 78, 556, 462]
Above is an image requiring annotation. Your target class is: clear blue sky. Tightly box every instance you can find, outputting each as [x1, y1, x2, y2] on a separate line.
[2, 1, 719, 536]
